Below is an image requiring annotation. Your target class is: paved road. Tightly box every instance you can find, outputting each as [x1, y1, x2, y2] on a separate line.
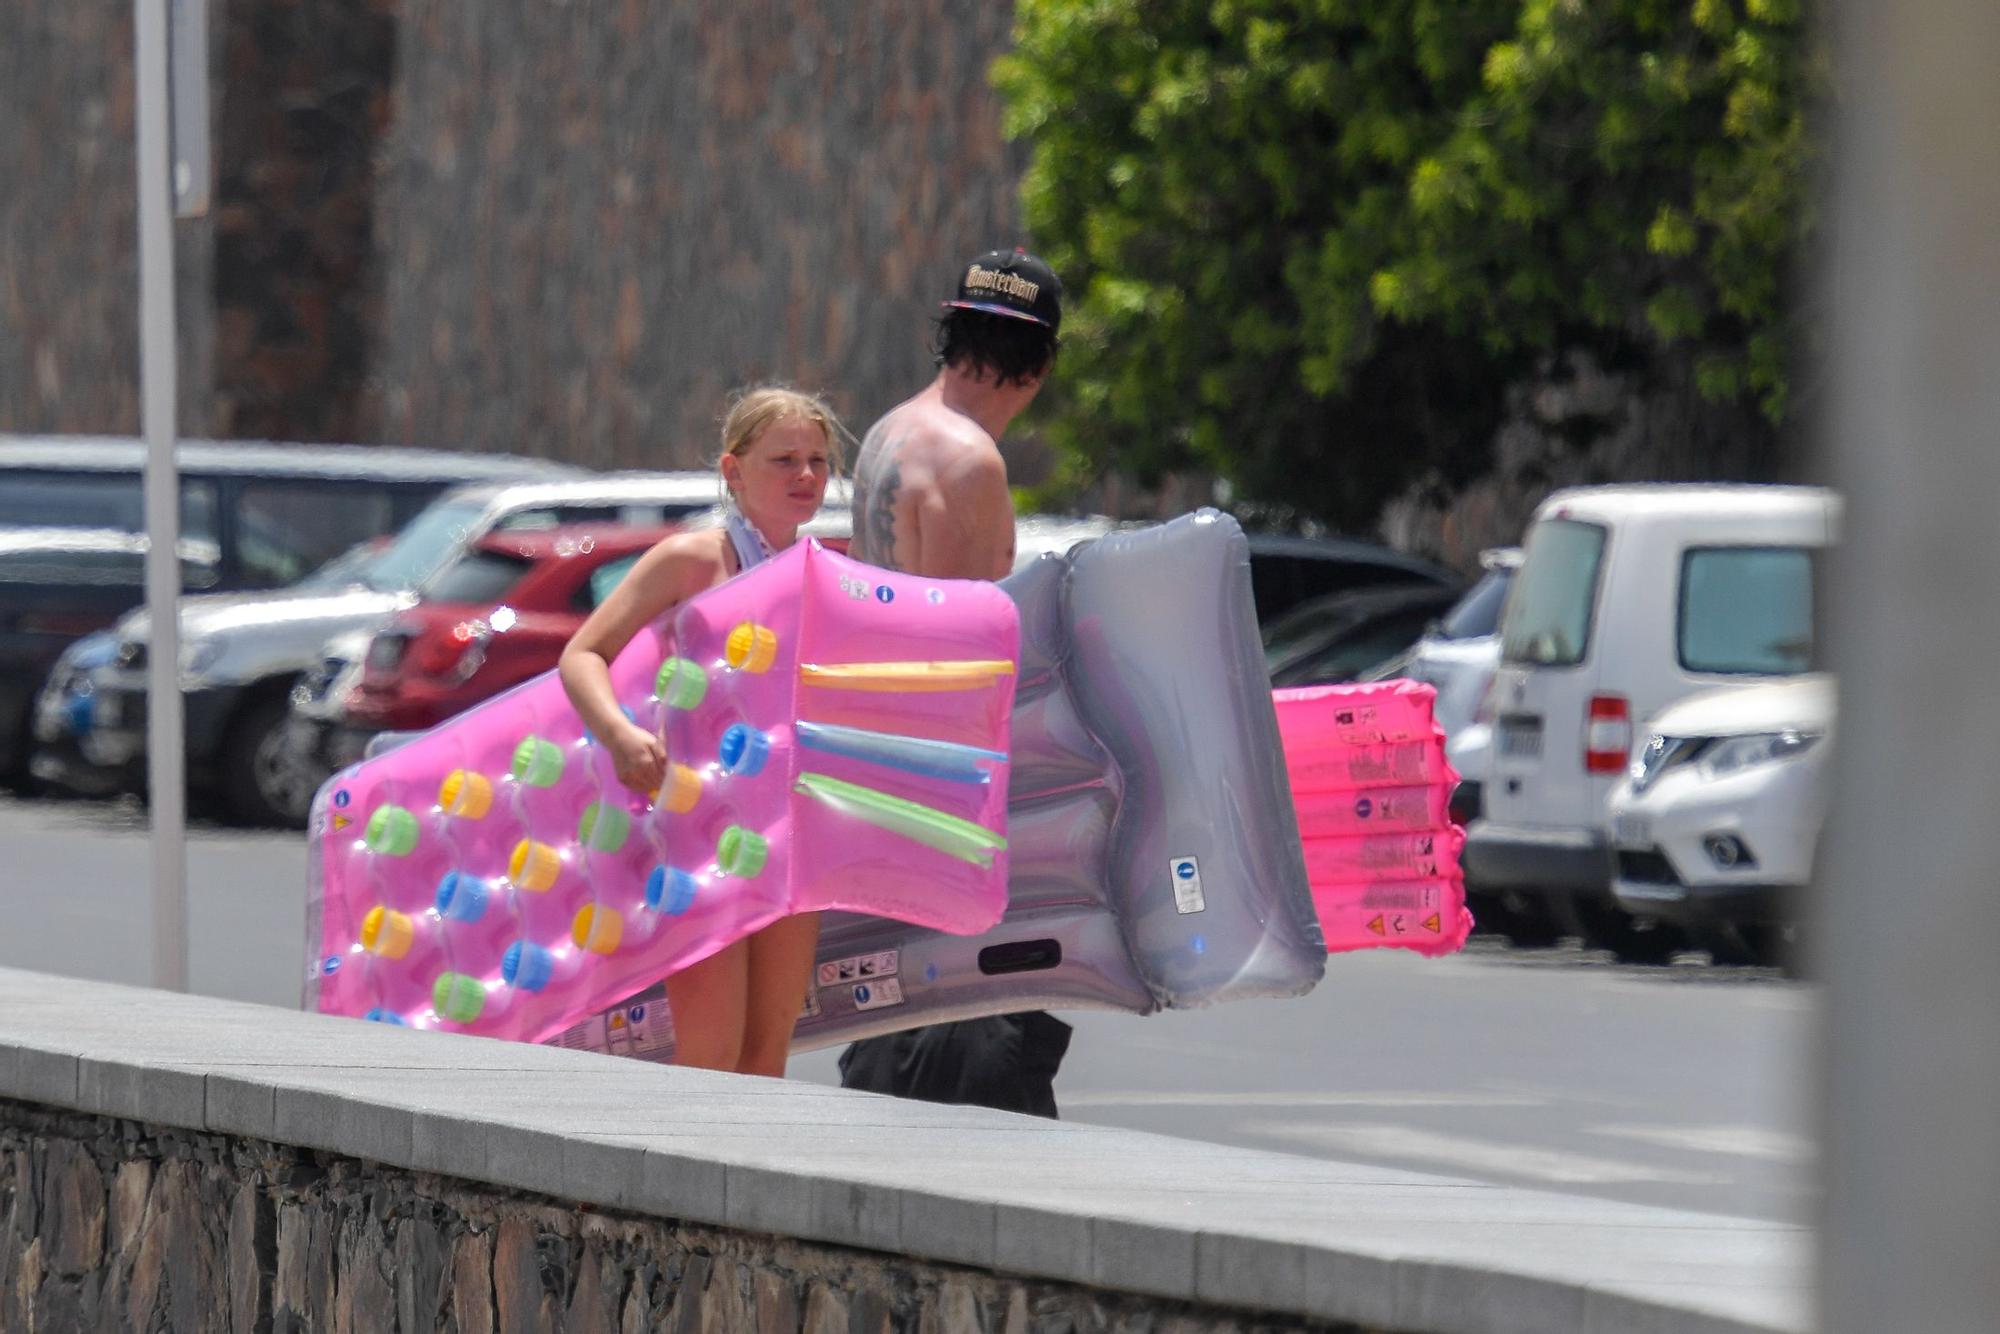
[0, 794, 1813, 1223]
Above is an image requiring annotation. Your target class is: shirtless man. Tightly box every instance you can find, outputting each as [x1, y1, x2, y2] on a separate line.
[849, 247, 1063, 579]
[839, 248, 1075, 1116]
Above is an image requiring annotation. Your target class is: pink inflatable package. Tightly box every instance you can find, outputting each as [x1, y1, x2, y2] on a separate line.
[305, 539, 1019, 1041]
[1273, 681, 1473, 956]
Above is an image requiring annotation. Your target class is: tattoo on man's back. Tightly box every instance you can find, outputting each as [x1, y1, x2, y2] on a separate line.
[862, 460, 903, 572]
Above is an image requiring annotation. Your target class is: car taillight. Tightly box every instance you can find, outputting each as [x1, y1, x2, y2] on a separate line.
[17, 612, 113, 637]
[1584, 693, 1631, 774]
[409, 621, 489, 679]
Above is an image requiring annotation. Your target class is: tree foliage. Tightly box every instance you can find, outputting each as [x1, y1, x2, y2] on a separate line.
[994, 0, 1817, 530]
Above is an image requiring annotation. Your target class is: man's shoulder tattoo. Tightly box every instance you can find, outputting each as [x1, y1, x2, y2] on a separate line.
[853, 426, 910, 573]
[862, 458, 905, 573]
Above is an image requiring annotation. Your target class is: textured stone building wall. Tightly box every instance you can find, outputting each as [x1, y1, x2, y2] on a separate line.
[0, 4, 214, 438]
[364, 1, 1027, 467]
[0, 1100, 1362, 1334]
[207, 0, 398, 442]
[1, 2, 1023, 467]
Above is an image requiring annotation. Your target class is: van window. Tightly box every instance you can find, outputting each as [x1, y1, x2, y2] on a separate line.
[1678, 546, 1814, 675]
[236, 482, 398, 588]
[0, 545, 218, 589]
[0, 473, 219, 546]
[1500, 519, 1606, 667]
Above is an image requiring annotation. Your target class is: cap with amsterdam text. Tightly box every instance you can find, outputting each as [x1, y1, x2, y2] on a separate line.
[942, 247, 1062, 333]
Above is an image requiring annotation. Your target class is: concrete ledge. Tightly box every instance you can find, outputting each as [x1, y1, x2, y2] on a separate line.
[0, 967, 1807, 1332]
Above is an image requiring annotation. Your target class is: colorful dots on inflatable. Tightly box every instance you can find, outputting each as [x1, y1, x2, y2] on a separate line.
[1272, 680, 1472, 956]
[304, 538, 1021, 1042]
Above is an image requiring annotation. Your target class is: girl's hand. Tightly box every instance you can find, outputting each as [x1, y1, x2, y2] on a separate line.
[608, 721, 668, 794]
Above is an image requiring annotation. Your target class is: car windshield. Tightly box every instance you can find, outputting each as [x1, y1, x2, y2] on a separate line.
[293, 539, 385, 591]
[426, 548, 535, 604]
[586, 553, 643, 608]
[1500, 518, 1606, 666]
[362, 500, 487, 593]
[1437, 567, 1515, 641]
[1297, 615, 1440, 683]
[1678, 546, 1815, 675]
[1260, 596, 1361, 666]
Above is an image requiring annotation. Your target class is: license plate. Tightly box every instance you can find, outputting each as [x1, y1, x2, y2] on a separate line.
[1614, 814, 1652, 847]
[95, 694, 122, 729]
[1497, 715, 1543, 758]
[367, 636, 407, 671]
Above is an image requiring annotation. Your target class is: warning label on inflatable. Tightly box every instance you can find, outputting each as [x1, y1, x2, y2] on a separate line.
[1169, 856, 1207, 914]
[818, 949, 898, 988]
[850, 977, 905, 1011]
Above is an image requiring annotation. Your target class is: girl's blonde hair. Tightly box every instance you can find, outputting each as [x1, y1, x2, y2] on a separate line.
[719, 386, 848, 499]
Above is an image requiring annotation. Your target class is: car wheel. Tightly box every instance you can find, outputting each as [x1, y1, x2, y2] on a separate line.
[1743, 923, 1802, 976]
[220, 695, 319, 828]
[1467, 891, 1566, 949]
[1567, 897, 1687, 965]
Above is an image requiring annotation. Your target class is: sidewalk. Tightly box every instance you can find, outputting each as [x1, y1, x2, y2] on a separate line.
[0, 966, 1809, 1332]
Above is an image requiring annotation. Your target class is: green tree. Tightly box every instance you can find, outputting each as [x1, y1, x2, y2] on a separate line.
[995, 0, 1816, 531]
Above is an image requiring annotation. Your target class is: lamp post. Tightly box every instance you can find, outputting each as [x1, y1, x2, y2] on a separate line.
[131, 0, 207, 992]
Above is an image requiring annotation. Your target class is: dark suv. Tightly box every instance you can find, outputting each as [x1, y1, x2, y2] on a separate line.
[0, 436, 578, 788]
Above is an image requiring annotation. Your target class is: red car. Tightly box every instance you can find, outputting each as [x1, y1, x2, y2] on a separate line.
[345, 524, 674, 735]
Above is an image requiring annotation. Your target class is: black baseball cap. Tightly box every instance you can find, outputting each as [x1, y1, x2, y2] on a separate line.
[942, 247, 1062, 333]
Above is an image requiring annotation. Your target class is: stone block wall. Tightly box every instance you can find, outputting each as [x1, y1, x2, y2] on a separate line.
[364, 1, 1025, 467]
[0, 1, 1024, 467]
[0, 1100, 1365, 1334]
[0, 3, 214, 438]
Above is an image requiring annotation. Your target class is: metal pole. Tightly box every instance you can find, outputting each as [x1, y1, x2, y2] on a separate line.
[1818, 0, 2000, 1327]
[133, 0, 188, 993]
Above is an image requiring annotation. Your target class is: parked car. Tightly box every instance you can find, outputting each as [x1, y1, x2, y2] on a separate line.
[1263, 582, 1466, 687]
[27, 537, 386, 797]
[1464, 484, 1838, 962]
[1610, 674, 1833, 968]
[26, 628, 127, 796]
[1361, 547, 1521, 740]
[1244, 532, 1459, 622]
[334, 524, 672, 747]
[54, 473, 724, 826]
[0, 436, 576, 788]
[286, 629, 374, 775]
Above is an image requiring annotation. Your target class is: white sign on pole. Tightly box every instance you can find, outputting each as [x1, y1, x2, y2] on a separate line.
[168, 0, 210, 219]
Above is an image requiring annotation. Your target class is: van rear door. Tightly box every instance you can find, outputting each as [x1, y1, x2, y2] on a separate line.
[1484, 516, 1608, 832]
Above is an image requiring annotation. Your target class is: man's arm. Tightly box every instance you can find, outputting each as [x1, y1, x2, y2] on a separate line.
[911, 445, 1015, 581]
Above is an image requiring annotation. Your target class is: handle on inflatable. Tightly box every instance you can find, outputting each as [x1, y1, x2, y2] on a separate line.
[794, 771, 1006, 868]
[794, 721, 1005, 784]
[799, 660, 1016, 693]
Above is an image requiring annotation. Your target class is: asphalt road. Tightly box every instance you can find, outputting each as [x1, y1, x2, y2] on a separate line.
[0, 793, 1813, 1224]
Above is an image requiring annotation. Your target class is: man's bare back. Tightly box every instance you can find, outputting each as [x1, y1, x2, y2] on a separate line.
[836, 246, 1071, 1118]
[850, 380, 1017, 581]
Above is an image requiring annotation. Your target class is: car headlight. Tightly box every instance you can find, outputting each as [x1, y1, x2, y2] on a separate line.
[1699, 730, 1823, 779]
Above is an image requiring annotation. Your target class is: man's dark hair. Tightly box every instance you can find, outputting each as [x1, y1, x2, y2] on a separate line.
[932, 308, 1059, 388]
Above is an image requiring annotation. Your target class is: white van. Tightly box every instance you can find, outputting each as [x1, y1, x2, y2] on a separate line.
[1463, 484, 1838, 961]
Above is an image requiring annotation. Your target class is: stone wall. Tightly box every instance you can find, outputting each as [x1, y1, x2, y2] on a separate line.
[0, 1100, 1362, 1334]
[0, 1, 1023, 463]
[364, 1, 1024, 467]
[0, 3, 214, 437]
